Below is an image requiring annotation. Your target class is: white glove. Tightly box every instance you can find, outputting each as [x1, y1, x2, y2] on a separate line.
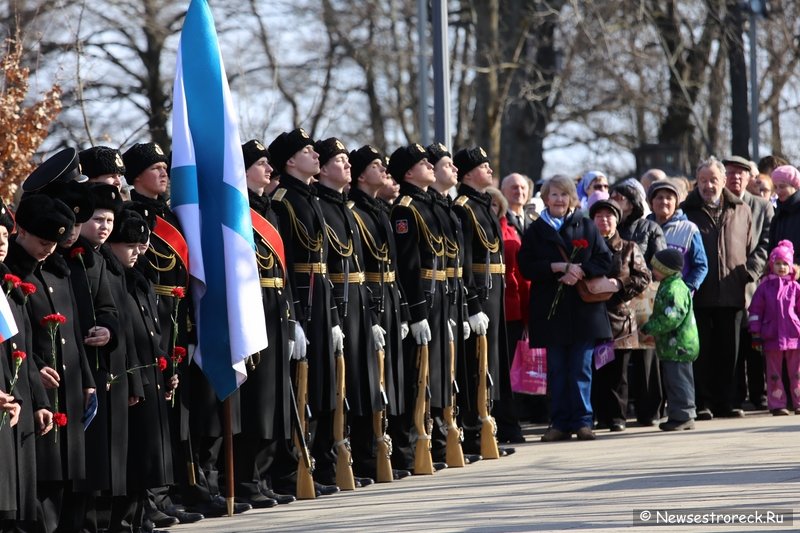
[400, 322, 409, 340]
[410, 319, 432, 346]
[447, 319, 456, 342]
[463, 321, 470, 340]
[291, 322, 307, 360]
[372, 324, 386, 351]
[332, 325, 345, 353]
[468, 312, 489, 336]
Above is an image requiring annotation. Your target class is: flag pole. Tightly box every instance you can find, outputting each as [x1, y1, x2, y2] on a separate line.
[224, 396, 235, 516]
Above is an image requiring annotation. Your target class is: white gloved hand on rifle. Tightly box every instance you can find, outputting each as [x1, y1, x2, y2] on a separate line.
[372, 324, 387, 351]
[290, 321, 307, 360]
[410, 319, 432, 346]
[400, 321, 409, 340]
[447, 319, 456, 342]
[468, 312, 489, 336]
[331, 325, 345, 353]
[463, 321, 470, 340]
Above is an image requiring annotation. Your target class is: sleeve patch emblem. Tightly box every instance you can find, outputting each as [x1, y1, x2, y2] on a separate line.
[395, 219, 409, 234]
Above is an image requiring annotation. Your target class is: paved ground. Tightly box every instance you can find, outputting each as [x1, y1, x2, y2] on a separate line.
[172, 413, 799, 532]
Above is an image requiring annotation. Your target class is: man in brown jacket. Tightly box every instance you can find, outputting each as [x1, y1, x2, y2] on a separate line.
[681, 156, 753, 420]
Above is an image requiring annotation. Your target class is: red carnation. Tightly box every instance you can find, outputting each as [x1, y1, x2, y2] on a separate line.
[12, 350, 26, 362]
[40, 313, 67, 327]
[53, 412, 68, 427]
[572, 239, 589, 249]
[157, 356, 168, 372]
[171, 346, 187, 364]
[3, 273, 21, 288]
[70, 247, 86, 259]
[19, 282, 37, 296]
[171, 287, 186, 299]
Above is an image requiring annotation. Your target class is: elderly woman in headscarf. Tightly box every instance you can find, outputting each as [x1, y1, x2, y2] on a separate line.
[610, 177, 667, 427]
[577, 170, 609, 213]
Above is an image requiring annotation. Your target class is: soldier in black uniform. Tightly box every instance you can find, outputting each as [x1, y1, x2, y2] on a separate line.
[233, 140, 298, 505]
[425, 143, 481, 464]
[313, 138, 381, 486]
[452, 147, 516, 453]
[388, 144, 451, 472]
[268, 129, 341, 495]
[6, 192, 96, 533]
[348, 145, 412, 478]
[124, 143, 229, 522]
[79, 146, 126, 191]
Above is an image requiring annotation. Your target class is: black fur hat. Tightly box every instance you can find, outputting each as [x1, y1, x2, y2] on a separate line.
[426, 143, 452, 166]
[387, 143, 428, 182]
[79, 146, 126, 179]
[267, 128, 315, 173]
[314, 137, 348, 167]
[87, 183, 123, 214]
[453, 146, 490, 179]
[349, 145, 383, 180]
[15, 195, 75, 243]
[108, 208, 150, 244]
[122, 142, 168, 182]
[33, 181, 94, 224]
[124, 201, 158, 231]
[242, 139, 269, 170]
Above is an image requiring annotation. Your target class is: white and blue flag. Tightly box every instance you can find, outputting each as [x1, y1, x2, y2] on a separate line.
[170, 0, 267, 400]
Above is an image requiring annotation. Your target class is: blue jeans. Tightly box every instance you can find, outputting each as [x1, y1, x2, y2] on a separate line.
[547, 341, 594, 432]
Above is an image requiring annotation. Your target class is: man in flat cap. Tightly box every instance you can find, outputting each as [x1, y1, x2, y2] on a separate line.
[388, 143, 450, 473]
[268, 128, 341, 496]
[348, 145, 412, 480]
[723, 155, 773, 413]
[5, 194, 97, 532]
[313, 137, 381, 488]
[21, 147, 87, 194]
[451, 147, 516, 453]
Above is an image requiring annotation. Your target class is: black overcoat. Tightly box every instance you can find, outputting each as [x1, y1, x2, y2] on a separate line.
[518, 213, 613, 347]
[271, 174, 338, 414]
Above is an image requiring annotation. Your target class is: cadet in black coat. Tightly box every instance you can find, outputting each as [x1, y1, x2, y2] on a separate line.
[388, 144, 451, 470]
[107, 208, 176, 530]
[269, 129, 341, 487]
[452, 148, 515, 448]
[233, 141, 296, 506]
[348, 146, 411, 476]
[314, 138, 381, 483]
[7, 195, 97, 533]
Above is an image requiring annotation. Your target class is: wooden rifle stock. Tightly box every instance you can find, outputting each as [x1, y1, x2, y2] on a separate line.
[373, 348, 393, 483]
[334, 352, 356, 490]
[293, 360, 316, 500]
[444, 339, 465, 467]
[413, 343, 434, 475]
[477, 335, 500, 459]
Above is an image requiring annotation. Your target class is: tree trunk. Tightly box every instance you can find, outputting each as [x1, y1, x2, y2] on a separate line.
[725, 0, 750, 158]
[471, 0, 500, 159]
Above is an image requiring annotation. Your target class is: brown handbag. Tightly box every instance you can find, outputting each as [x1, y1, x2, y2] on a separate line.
[557, 245, 617, 303]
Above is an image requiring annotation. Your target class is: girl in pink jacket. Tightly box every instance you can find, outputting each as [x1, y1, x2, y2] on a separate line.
[749, 240, 800, 415]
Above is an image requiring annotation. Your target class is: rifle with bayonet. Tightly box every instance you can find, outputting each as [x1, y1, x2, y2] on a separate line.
[476, 334, 500, 459]
[333, 351, 356, 489]
[292, 359, 316, 499]
[413, 343, 434, 475]
[373, 348, 393, 482]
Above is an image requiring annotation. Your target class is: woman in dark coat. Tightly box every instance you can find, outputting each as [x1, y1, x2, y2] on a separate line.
[518, 175, 613, 442]
[588, 198, 651, 432]
[610, 177, 667, 426]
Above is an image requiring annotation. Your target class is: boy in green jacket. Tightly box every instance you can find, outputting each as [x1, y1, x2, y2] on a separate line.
[641, 248, 700, 431]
